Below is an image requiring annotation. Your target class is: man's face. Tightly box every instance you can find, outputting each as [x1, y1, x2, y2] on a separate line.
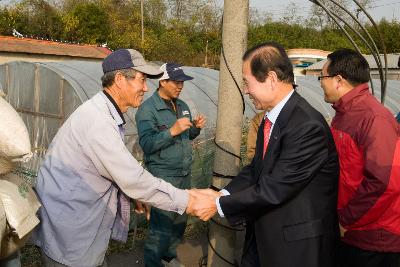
[242, 60, 275, 111]
[320, 61, 340, 104]
[123, 71, 148, 108]
[160, 80, 184, 100]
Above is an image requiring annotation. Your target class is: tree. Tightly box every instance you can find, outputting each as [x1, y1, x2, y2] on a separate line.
[249, 8, 273, 27]
[149, 30, 193, 64]
[62, 2, 109, 44]
[0, 0, 63, 39]
[281, 2, 304, 25]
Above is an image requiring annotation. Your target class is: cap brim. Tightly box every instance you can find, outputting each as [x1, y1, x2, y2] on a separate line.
[132, 63, 163, 79]
[169, 73, 194, 81]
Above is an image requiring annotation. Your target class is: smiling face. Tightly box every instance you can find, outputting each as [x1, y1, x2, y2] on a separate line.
[159, 80, 184, 100]
[120, 71, 148, 108]
[320, 61, 341, 104]
[242, 59, 277, 111]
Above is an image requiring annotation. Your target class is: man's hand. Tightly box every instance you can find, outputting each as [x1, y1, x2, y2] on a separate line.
[192, 114, 206, 129]
[134, 200, 151, 221]
[186, 189, 222, 221]
[170, 118, 192, 137]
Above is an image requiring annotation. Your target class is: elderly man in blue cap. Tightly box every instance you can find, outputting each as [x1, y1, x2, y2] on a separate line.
[32, 50, 201, 267]
[135, 62, 206, 267]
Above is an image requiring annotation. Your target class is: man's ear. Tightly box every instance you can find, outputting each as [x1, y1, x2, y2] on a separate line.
[268, 71, 278, 82]
[114, 72, 125, 88]
[335, 74, 347, 92]
[268, 71, 278, 89]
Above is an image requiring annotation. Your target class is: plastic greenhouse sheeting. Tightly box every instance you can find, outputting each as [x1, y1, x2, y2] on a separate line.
[0, 61, 256, 188]
[1, 61, 400, 188]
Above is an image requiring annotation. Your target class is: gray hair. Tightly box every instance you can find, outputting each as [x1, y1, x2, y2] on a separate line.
[101, 68, 137, 88]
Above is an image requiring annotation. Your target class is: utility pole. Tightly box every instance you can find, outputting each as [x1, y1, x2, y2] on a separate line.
[207, 0, 249, 266]
[141, 0, 144, 53]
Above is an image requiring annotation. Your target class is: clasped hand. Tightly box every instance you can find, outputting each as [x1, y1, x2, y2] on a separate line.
[192, 114, 206, 129]
[186, 188, 222, 221]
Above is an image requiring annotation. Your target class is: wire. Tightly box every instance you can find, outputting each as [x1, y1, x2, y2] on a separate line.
[206, 227, 238, 266]
[221, 42, 245, 115]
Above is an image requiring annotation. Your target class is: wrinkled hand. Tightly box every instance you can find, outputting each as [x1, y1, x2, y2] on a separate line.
[170, 117, 193, 137]
[192, 114, 206, 129]
[339, 223, 346, 237]
[134, 200, 151, 221]
[186, 189, 222, 221]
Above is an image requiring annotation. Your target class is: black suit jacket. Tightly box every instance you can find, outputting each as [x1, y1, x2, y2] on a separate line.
[220, 92, 340, 267]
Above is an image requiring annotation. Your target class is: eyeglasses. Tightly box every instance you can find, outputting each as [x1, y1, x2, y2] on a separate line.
[318, 75, 336, 81]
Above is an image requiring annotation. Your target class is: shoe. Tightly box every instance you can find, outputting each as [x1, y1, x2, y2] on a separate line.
[161, 258, 186, 267]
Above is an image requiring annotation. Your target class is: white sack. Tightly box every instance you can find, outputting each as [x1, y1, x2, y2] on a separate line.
[0, 97, 31, 160]
[0, 173, 41, 259]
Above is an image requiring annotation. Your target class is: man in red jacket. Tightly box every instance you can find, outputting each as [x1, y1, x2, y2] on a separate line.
[320, 48, 400, 267]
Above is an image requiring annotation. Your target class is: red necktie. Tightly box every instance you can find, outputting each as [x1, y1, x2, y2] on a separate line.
[263, 117, 272, 159]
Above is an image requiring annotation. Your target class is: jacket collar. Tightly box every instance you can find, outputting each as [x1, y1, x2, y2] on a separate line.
[265, 90, 294, 125]
[101, 91, 126, 126]
[151, 90, 183, 111]
[332, 83, 370, 113]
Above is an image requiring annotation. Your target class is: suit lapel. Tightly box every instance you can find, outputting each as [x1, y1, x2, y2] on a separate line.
[254, 91, 301, 179]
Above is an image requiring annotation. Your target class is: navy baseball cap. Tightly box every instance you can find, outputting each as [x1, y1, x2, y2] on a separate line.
[159, 63, 193, 81]
[102, 49, 162, 78]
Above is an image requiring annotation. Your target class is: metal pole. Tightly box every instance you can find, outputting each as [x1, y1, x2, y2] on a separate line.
[207, 0, 249, 266]
[352, 0, 388, 103]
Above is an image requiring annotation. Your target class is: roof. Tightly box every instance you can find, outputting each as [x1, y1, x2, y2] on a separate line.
[295, 76, 400, 118]
[287, 48, 331, 59]
[0, 35, 112, 59]
[306, 54, 400, 70]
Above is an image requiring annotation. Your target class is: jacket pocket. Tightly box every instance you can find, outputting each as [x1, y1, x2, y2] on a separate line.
[283, 219, 323, 242]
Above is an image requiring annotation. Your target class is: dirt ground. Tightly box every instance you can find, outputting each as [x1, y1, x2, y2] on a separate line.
[20, 221, 209, 267]
[107, 234, 208, 267]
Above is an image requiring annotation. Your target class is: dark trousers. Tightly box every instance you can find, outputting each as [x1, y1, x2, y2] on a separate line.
[339, 241, 400, 267]
[144, 175, 190, 267]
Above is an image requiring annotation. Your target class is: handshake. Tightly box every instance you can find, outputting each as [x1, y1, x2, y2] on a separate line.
[186, 188, 223, 221]
[134, 188, 223, 221]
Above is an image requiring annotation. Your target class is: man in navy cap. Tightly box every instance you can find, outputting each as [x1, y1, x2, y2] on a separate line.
[136, 62, 206, 267]
[32, 51, 202, 267]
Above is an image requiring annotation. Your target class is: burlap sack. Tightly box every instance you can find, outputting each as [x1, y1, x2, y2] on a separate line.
[0, 96, 31, 160]
[0, 157, 14, 176]
[0, 173, 41, 259]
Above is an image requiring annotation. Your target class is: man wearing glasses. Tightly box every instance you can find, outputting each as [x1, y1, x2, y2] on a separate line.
[189, 42, 340, 267]
[320, 48, 400, 267]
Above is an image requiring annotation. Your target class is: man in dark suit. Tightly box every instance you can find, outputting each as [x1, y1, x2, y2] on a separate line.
[189, 42, 340, 267]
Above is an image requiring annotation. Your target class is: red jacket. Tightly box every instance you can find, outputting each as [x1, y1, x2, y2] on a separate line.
[331, 83, 400, 252]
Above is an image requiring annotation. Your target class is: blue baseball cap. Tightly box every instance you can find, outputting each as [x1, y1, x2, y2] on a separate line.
[159, 63, 193, 81]
[102, 49, 162, 78]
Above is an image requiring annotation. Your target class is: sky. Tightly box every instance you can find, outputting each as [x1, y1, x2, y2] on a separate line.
[249, 0, 400, 22]
[212, 0, 400, 22]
